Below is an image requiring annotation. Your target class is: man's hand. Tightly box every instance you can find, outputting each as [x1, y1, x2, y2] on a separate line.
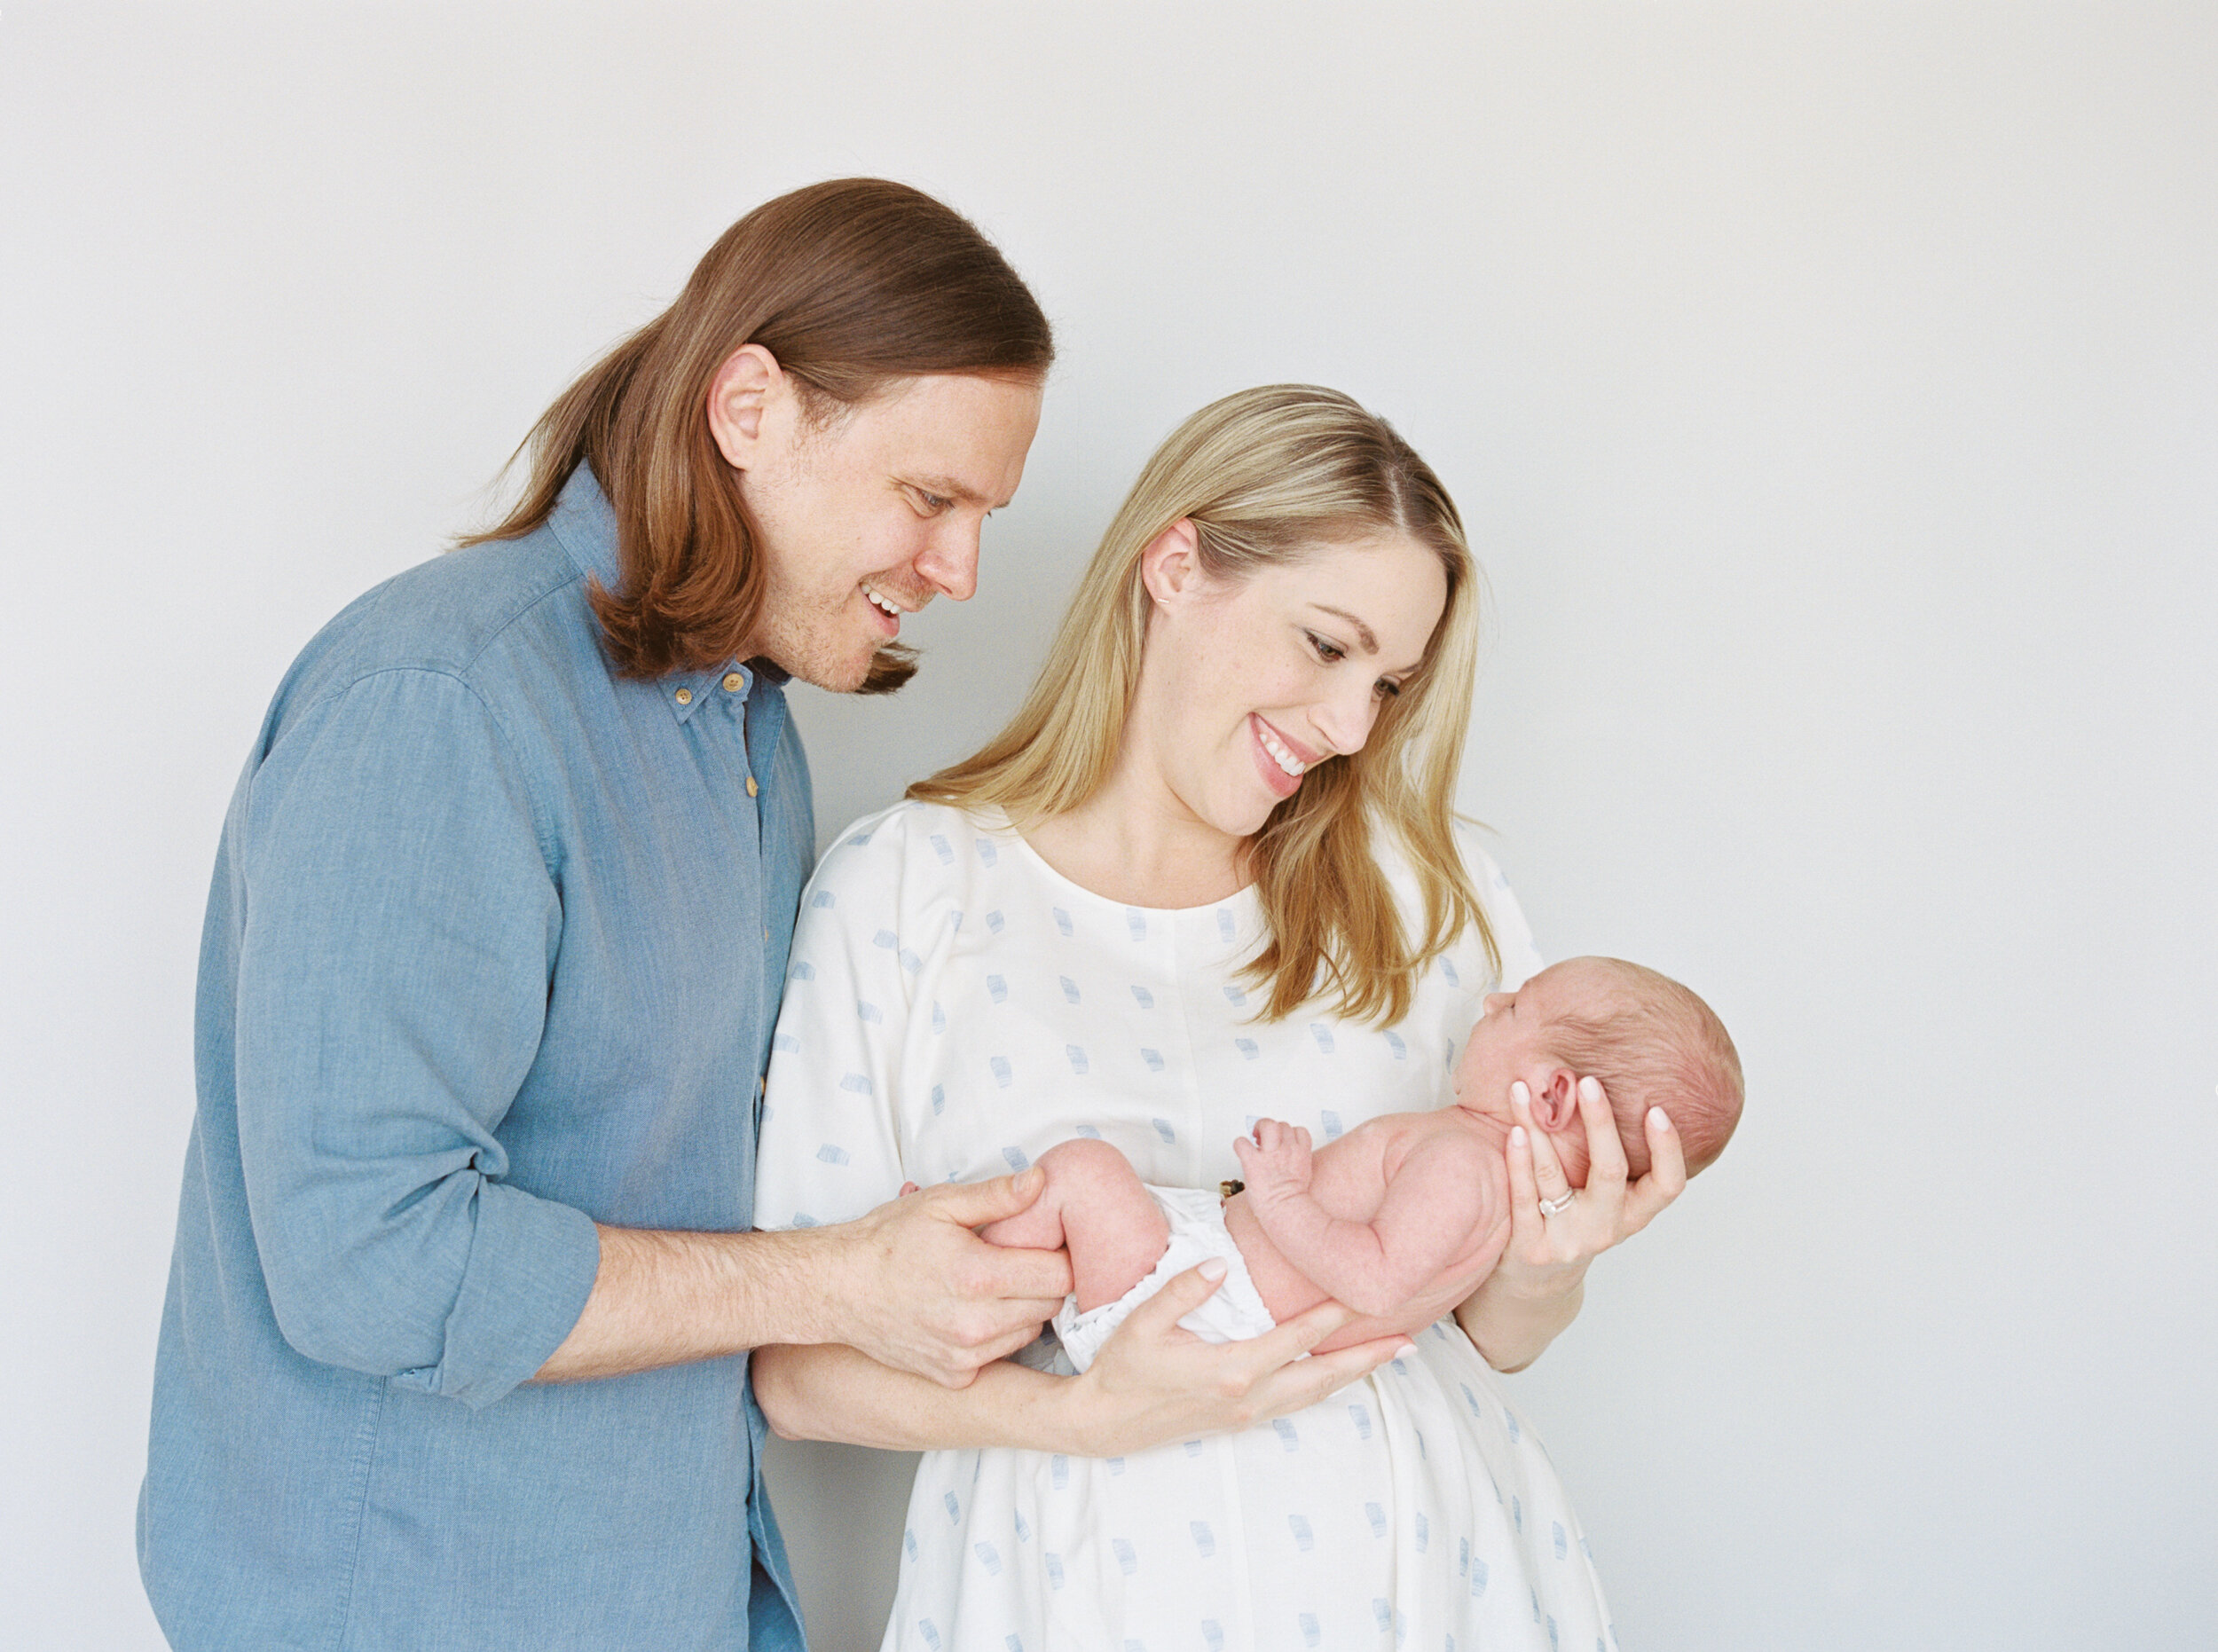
[823, 1169, 1074, 1388]
[1231, 1118, 1313, 1205]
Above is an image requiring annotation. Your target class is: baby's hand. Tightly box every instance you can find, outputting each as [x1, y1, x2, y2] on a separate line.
[1233, 1118, 1314, 1200]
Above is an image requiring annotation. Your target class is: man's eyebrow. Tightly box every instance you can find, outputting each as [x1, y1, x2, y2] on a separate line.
[1310, 605, 1379, 656]
[908, 474, 1013, 510]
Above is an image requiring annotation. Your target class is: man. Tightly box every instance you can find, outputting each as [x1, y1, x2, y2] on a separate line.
[140, 178, 1074, 1650]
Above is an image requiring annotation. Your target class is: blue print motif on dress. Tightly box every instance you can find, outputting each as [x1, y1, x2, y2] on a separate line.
[973, 1541, 1001, 1577]
[1050, 1455, 1067, 1489]
[1272, 1418, 1300, 1451]
[1152, 1118, 1176, 1144]
[874, 929, 899, 950]
[1190, 1521, 1215, 1559]
[1216, 907, 1237, 942]
[1052, 907, 1073, 938]
[814, 1145, 849, 1165]
[1223, 984, 1247, 1006]
[975, 838, 998, 866]
[810, 889, 836, 908]
[1002, 1146, 1029, 1172]
[1415, 1513, 1429, 1554]
[1074, 1123, 1100, 1139]
[1365, 1502, 1387, 1538]
[1440, 956, 1460, 988]
[773, 1030, 798, 1052]
[918, 1619, 940, 1652]
[1349, 1402, 1372, 1441]
[1320, 1110, 1344, 1141]
[987, 975, 1007, 1004]
[1131, 984, 1154, 1009]
[1141, 1048, 1165, 1073]
[901, 948, 923, 973]
[1553, 1522, 1568, 1561]
[943, 1491, 961, 1524]
[1384, 1029, 1406, 1060]
[790, 960, 814, 980]
[987, 909, 1005, 933]
[1469, 1558, 1489, 1598]
[990, 1056, 1012, 1088]
[858, 1001, 883, 1024]
[1288, 1514, 1314, 1553]
[1310, 1023, 1335, 1054]
[1044, 1553, 1064, 1592]
[1111, 1538, 1137, 1576]
[931, 1084, 945, 1116]
[1013, 1509, 1030, 1543]
[1066, 1045, 1089, 1075]
[1059, 976, 1081, 1003]
[1126, 909, 1147, 941]
[838, 1074, 871, 1096]
[904, 1528, 917, 1561]
[1234, 1037, 1259, 1060]
[931, 1002, 947, 1034]
[1201, 1620, 1224, 1652]
[1299, 1612, 1321, 1648]
[928, 834, 954, 865]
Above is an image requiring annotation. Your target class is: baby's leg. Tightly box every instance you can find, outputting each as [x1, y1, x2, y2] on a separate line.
[979, 1139, 1172, 1311]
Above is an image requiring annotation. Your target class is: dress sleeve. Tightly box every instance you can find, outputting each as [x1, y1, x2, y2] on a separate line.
[233, 668, 601, 1410]
[752, 811, 919, 1231]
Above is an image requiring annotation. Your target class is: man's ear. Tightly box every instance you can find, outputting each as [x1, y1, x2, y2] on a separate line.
[706, 342, 784, 469]
[1137, 519, 1202, 606]
[1526, 1067, 1581, 1133]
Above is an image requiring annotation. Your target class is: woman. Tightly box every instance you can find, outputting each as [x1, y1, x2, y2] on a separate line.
[752, 385, 1686, 1651]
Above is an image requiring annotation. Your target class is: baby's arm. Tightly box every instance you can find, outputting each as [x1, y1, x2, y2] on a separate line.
[1234, 1121, 1495, 1319]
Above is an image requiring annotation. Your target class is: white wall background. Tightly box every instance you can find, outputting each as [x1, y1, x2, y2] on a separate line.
[4, 4, 2213, 1648]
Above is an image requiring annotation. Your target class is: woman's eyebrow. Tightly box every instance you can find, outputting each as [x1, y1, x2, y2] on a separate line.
[1309, 604, 1379, 654]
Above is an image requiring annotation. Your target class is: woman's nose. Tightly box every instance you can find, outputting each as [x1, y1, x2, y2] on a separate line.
[913, 519, 981, 602]
[1313, 680, 1381, 757]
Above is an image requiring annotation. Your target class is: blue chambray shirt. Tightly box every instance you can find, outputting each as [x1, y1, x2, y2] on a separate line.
[141, 468, 811, 1651]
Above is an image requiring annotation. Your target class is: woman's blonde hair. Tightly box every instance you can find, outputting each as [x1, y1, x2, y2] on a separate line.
[911, 384, 1496, 1025]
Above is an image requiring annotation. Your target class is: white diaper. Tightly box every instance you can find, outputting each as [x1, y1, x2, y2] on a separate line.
[1050, 1183, 1279, 1373]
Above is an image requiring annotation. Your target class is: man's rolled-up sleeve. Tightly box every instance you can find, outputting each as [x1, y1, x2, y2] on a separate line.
[233, 666, 601, 1409]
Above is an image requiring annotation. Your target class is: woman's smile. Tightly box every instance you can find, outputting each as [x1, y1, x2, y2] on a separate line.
[1248, 713, 1315, 798]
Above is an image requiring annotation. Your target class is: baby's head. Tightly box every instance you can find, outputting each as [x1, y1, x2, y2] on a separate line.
[1454, 956, 1742, 1184]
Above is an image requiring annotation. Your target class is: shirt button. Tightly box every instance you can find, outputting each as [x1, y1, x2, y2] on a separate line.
[673, 688, 692, 706]
[723, 672, 744, 692]
[745, 775, 759, 797]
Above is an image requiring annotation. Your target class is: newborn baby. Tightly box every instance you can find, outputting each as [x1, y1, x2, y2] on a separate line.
[980, 956, 1743, 1366]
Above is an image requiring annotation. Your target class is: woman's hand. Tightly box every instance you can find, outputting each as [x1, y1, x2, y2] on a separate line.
[1057, 1261, 1408, 1459]
[1455, 1075, 1686, 1372]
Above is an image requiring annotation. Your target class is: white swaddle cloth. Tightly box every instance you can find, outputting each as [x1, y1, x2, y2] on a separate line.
[1050, 1184, 1279, 1372]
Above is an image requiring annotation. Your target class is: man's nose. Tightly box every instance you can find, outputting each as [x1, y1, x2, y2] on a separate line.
[914, 519, 982, 602]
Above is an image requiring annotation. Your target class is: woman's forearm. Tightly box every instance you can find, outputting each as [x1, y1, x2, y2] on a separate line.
[1453, 1270, 1585, 1374]
[753, 1341, 1087, 1453]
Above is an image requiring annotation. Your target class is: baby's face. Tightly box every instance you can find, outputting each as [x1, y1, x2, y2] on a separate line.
[1451, 963, 1585, 1125]
[1446, 962, 1606, 1126]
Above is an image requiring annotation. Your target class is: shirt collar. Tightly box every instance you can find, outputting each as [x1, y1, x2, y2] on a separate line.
[546, 465, 793, 723]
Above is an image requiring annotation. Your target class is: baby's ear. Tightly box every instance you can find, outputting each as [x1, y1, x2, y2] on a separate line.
[1527, 1067, 1581, 1133]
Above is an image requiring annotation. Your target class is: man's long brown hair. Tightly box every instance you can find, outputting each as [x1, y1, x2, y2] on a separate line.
[463, 178, 1054, 684]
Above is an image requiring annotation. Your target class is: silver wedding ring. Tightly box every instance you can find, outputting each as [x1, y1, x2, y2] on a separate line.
[1538, 1189, 1577, 1217]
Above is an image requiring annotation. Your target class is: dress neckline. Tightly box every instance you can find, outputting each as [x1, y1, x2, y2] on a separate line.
[971, 805, 1262, 920]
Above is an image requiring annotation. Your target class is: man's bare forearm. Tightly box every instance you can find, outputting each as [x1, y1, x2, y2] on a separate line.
[532, 1223, 851, 1384]
[751, 1341, 1080, 1452]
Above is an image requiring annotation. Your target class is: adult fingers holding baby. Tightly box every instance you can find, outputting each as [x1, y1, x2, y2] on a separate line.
[1506, 1075, 1688, 1272]
[1067, 1261, 1410, 1459]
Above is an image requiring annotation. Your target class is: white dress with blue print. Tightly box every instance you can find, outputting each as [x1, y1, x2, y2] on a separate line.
[755, 801, 1619, 1652]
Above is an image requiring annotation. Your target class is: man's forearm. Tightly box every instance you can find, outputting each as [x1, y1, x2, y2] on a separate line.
[751, 1341, 1076, 1452]
[532, 1224, 847, 1384]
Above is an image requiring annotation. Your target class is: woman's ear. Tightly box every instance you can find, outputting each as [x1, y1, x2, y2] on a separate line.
[705, 342, 785, 469]
[1137, 519, 1202, 606]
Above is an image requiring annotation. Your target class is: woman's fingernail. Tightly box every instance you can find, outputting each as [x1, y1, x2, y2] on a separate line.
[1511, 1081, 1530, 1106]
[1649, 1106, 1671, 1129]
[1511, 1125, 1527, 1148]
[1580, 1076, 1602, 1101]
[1199, 1258, 1229, 1282]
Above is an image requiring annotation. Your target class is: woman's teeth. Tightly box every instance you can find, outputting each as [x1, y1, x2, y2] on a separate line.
[1257, 723, 1307, 777]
